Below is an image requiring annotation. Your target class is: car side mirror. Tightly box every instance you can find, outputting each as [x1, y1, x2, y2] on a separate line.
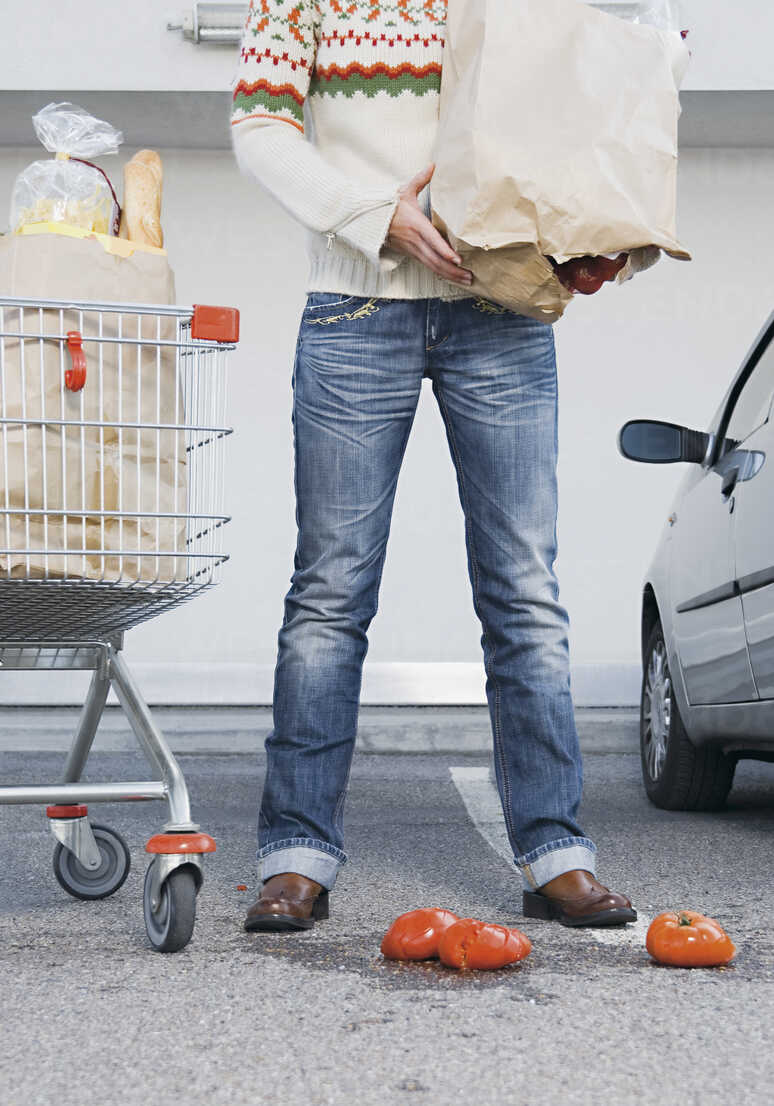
[618, 420, 711, 465]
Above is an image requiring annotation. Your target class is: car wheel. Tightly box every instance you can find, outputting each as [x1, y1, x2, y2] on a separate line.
[641, 621, 736, 810]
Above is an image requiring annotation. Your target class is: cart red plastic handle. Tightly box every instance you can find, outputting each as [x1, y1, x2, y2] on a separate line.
[191, 305, 240, 344]
[65, 330, 87, 391]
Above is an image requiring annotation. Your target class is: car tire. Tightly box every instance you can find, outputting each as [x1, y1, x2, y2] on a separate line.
[641, 621, 736, 810]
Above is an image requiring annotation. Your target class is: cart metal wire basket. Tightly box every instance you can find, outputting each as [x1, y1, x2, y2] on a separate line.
[0, 294, 238, 951]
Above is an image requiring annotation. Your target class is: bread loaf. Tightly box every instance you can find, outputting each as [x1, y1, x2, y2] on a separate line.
[119, 150, 164, 248]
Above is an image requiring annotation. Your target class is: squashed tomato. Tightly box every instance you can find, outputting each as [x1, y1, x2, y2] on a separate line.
[646, 910, 736, 968]
[380, 908, 459, 961]
[438, 918, 532, 971]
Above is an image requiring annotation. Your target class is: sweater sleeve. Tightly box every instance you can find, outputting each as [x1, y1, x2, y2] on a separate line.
[229, 0, 406, 272]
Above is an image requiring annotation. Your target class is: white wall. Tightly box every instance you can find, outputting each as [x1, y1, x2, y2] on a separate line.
[2, 0, 774, 92]
[679, 0, 774, 89]
[0, 142, 772, 705]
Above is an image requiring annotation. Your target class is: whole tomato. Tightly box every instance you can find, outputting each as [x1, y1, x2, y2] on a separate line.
[646, 910, 736, 968]
[590, 254, 630, 283]
[553, 253, 629, 295]
[438, 918, 532, 971]
[380, 908, 459, 961]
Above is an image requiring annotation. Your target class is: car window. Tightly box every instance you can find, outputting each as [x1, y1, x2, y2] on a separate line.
[724, 334, 774, 445]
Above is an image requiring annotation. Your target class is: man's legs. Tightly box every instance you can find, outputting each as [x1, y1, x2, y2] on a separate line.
[258, 295, 426, 891]
[427, 297, 594, 891]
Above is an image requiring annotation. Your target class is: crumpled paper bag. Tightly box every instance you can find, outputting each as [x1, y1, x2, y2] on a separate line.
[0, 231, 187, 583]
[431, 0, 692, 323]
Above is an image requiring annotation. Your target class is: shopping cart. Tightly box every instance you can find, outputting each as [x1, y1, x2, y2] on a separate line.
[0, 294, 238, 952]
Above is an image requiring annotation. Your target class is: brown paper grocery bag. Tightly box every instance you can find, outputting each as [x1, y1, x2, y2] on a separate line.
[430, 0, 691, 323]
[0, 232, 187, 583]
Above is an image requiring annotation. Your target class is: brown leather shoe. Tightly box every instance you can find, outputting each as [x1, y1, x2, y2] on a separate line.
[523, 868, 637, 927]
[244, 872, 330, 933]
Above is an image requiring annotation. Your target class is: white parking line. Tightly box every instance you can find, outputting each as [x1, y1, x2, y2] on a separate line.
[449, 765, 650, 945]
[449, 765, 513, 865]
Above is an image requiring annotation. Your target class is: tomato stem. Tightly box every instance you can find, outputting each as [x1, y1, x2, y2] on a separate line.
[678, 913, 693, 927]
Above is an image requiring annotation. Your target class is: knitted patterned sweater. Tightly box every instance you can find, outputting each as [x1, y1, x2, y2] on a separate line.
[229, 0, 470, 301]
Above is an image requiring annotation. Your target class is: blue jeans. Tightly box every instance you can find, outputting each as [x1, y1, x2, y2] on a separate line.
[259, 292, 596, 893]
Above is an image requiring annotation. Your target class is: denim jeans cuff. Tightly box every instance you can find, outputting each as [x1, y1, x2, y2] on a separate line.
[257, 839, 346, 891]
[515, 836, 597, 891]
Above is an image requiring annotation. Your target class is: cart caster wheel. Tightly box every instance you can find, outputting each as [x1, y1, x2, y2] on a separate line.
[143, 861, 197, 953]
[53, 823, 131, 901]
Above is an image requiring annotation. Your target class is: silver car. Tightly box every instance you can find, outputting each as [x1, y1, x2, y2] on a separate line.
[618, 310, 774, 810]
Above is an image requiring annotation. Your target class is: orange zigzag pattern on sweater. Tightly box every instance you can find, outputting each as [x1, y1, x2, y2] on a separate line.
[313, 60, 442, 81]
[233, 78, 305, 108]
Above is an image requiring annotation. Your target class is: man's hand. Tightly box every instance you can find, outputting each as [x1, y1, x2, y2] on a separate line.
[386, 164, 474, 287]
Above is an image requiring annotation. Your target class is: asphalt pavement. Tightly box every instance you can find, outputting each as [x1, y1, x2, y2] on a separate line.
[1, 707, 773, 1106]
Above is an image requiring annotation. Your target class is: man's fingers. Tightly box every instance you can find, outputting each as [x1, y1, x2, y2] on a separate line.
[419, 220, 463, 267]
[388, 192, 473, 282]
[413, 234, 471, 282]
[407, 163, 435, 197]
[413, 238, 472, 284]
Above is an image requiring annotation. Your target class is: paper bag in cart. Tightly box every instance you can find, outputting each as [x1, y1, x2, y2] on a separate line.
[430, 0, 692, 323]
[0, 231, 187, 583]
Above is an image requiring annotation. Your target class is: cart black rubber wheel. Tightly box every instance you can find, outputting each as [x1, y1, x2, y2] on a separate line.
[641, 621, 736, 810]
[143, 861, 197, 953]
[53, 823, 131, 901]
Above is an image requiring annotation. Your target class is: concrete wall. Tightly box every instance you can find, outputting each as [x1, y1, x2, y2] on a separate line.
[1, 141, 772, 705]
[3, 0, 773, 92]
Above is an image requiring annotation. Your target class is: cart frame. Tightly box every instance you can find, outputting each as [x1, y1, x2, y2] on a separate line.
[0, 294, 237, 951]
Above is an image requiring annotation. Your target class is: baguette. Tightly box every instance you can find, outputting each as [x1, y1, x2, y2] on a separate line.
[119, 149, 164, 248]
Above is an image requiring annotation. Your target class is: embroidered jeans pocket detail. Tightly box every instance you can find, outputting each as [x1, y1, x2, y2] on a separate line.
[472, 296, 509, 315]
[304, 293, 359, 313]
[304, 296, 382, 326]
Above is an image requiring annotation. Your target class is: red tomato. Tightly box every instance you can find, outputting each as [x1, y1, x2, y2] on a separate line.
[593, 254, 629, 282]
[646, 910, 736, 968]
[438, 918, 532, 971]
[380, 908, 459, 961]
[553, 253, 629, 295]
[567, 260, 605, 295]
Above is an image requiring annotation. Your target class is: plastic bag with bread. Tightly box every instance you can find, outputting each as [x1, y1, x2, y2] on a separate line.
[119, 150, 164, 249]
[10, 102, 123, 236]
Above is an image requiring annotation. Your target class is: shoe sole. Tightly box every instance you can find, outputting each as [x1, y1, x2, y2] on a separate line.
[243, 891, 329, 934]
[244, 913, 316, 933]
[523, 890, 637, 928]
